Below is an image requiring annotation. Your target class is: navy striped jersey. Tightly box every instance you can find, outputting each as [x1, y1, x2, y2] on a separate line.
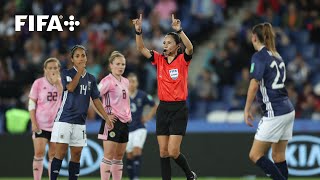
[129, 90, 155, 132]
[250, 47, 294, 117]
[55, 67, 100, 124]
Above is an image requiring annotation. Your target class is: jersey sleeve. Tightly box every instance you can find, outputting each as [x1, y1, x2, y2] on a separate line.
[91, 75, 100, 100]
[250, 54, 265, 81]
[29, 79, 39, 100]
[184, 52, 192, 62]
[98, 77, 110, 96]
[150, 50, 162, 66]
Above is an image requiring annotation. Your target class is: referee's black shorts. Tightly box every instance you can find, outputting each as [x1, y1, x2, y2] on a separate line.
[156, 101, 188, 136]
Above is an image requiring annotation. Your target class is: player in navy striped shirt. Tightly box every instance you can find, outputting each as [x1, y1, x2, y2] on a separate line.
[244, 23, 295, 180]
[125, 73, 157, 180]
[50, 45, 113, 180]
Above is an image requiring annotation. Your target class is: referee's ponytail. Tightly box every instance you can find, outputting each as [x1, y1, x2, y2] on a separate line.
[167, 32, 183, 54]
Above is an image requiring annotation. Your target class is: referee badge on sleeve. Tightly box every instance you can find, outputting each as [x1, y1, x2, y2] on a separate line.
[169, 69, 179, 80]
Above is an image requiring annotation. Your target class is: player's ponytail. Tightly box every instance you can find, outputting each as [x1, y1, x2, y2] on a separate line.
[262, 23, 277, 54]
[252, 22, 278, 57]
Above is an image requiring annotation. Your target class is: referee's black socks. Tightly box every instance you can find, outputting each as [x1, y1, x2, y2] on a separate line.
[160, 157, 171, 180]
[173, 153, 194, 178]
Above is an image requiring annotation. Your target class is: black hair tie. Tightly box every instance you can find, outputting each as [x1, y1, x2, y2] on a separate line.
[176, 29, 183, 34]
[135, 30, 142, 35]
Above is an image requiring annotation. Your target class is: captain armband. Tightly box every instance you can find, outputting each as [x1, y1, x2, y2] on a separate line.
[28, 99, 36, 111]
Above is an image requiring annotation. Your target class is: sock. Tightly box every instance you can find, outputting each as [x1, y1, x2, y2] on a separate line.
[275, 161, 288, 180]
[48, 159, 52, 179]
[111, 159, 123, 180]
[50, 157, 62, 180]
[126, 158, 134, 180]
[173, 153, 193, 178]
[33, 157, 43, 180]
[133, 155, 142, 179]
[68, 161, 80, 180]
[160, 157, 171, 180]
[256, 156, 285, 180]
[100, 158, 112, 180]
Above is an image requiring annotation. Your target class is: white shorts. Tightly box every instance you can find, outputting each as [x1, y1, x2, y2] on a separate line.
[51, 122, 87, 147]
[126, 128, 147, 153]
[255, 111, 295, 143]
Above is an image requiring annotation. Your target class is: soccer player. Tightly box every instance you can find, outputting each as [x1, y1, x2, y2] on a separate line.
[244, 22, 295, 180]
[97, 51, 132, 180]
[133, 14, 197, 180]
[50, 45, 113, 180]
[29, 57, 62, 180]
[125, 73, 157, 180]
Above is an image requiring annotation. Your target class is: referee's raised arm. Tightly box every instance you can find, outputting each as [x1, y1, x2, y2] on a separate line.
[132, 14, 152, 59]
[171, 14, 193, 55]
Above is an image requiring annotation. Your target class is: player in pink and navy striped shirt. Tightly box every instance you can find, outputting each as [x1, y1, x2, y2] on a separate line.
[97, 51, 131, 180]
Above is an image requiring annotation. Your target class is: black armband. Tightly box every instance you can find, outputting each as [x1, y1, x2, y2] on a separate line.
[176, 29, 183, 34]
[135, 30, 142, 35]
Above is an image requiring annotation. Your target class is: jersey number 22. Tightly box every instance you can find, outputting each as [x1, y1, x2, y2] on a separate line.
[270, 61, 286, 89]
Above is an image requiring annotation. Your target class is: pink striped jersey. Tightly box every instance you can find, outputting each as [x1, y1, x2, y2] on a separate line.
[29, 77, 62, 131]
[98, 74, 132, 123]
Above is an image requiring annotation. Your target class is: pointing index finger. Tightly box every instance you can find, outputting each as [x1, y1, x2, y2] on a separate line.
[172, 14, 175, 22]
[139, 14, 142, 21]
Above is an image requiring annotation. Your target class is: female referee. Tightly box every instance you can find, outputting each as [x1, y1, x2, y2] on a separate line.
[244, 22, 295, 180]
[29, 57, 62, 180]
[133, 14, 197, 180]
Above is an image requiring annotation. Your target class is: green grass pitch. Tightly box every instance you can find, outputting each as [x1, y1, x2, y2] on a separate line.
[1, 178, 319, 180]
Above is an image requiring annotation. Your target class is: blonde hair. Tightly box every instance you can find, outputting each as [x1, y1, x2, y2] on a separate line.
[43, 57, 61, 69]
[108, 51, 125, 64]
[252, 22, 279, 57]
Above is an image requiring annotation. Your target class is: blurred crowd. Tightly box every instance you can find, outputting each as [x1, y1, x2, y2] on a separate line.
[191, 0, 320, 120]
[0, 0, 319, 133]
[0, 0, 227, 130]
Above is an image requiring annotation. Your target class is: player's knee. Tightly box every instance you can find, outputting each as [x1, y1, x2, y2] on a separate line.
[114, 152, 125, 160]
[159, 149, 169, 158]
[272, 152, 285, 163]
[249, 151, 261, 163]
[127, 153, 133, 159]
[168, 148, 179, 158]
[34, 150, 45, 158]
[70, 151, 82, 162]
[132, 147, 142, 156]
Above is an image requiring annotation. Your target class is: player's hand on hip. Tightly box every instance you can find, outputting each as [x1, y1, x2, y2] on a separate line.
[171, 14, 181, 31]
[132, 14, 142, 32]
[244, 111, 254, 127]
[106, 119, 114, 130]
[31, 122, 40, 133]
[107, 114, 117, 123]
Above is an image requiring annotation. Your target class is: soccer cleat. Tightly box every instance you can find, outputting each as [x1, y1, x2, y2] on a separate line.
[187, 171, 197, 180]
